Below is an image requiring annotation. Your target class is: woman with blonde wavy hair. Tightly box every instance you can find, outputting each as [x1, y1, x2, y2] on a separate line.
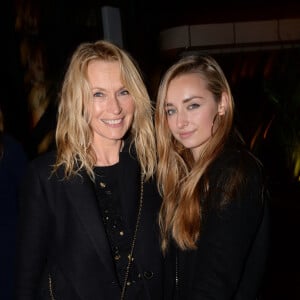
[16, 40, 163, 300]
[155, 54, 269, 299]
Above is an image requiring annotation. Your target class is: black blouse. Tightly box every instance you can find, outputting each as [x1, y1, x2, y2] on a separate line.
[94, 163, 141, 290]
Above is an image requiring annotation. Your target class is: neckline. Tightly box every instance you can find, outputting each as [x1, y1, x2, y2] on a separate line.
[94, 161, 120, 168]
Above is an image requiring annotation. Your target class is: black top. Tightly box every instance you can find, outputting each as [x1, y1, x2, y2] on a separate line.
[94, 163, 141, 289]
[163, 138, 270, 300]
[16, 144, 163, 300]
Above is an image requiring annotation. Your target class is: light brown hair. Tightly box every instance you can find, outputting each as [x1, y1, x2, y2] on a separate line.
[155, 55, 234, 252]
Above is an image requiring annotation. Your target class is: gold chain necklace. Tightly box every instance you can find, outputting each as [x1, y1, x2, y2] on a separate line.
[120, 173, 144, 300]
[48, 174, 144, 300]
[48, 273, 55, 300]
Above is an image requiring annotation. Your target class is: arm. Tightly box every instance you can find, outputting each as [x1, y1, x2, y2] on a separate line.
[16, 162, 51, 299]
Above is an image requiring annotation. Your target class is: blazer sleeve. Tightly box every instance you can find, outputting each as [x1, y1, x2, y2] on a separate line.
[187, 154, 268, 299]
[16, 161, 52, 299]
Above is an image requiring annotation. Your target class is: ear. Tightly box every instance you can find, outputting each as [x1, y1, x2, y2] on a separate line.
[218, 92, 229, 116]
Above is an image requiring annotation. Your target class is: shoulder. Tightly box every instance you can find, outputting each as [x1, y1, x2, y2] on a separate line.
[26, 150, 60, 179]
[2, 134, 27, 159]
[213, 144, 263, 181]
[30, 150, 57, 168]
[204, 143, 267, 210]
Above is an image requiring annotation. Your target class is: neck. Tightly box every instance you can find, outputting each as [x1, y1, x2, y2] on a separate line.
[93, 140, 124, 166]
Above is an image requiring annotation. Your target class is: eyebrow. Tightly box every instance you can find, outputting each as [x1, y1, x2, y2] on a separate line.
[165, 95, 203, 106]
[91, 85, 126, 92]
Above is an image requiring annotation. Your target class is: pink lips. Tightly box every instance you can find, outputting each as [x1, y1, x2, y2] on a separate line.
[178, 131, 193, 139]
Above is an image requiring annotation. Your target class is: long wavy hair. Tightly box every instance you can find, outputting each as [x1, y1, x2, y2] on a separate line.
[155, 55, 235, 252]
[54, 40, 156, 181]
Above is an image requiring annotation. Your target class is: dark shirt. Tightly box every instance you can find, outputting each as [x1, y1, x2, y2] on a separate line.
[0, 134, 28, 299]
[16, 145, 163, 299]
[164, 140, 270, 300]
[94, 163, 142, 289]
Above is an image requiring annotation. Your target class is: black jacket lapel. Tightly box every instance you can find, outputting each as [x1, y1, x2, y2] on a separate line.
[66, 171, 115, 273]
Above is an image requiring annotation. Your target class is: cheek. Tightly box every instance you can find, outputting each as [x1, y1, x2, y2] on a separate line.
[128, 103, 136, 114]
[202, 113, 215, 125]
[91, 102, 107, 117]
[203, 106, 218, 124]
[123, 99, 135, 114]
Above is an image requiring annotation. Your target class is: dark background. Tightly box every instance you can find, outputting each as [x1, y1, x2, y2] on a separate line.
[2, 0, 300, 140]
[1, 0, 300, 299]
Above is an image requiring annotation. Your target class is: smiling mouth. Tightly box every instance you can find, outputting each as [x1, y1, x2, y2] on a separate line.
[102, 118, 123, 125]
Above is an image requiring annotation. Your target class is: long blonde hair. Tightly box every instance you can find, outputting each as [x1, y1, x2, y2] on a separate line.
[54, 40, 156, 181]
[155, 55, 235, 252]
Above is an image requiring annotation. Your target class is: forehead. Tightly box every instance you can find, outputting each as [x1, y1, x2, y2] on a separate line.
[166, 73, 208, 100]
[168, 73, 206, 88]
[87, 60, 122, 85]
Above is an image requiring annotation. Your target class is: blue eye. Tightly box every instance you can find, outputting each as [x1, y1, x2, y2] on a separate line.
[93, 91, 105, 98]
[188, 103, 200, 110]
[118, 89, 130, 96]
[165, 108, 176, 116]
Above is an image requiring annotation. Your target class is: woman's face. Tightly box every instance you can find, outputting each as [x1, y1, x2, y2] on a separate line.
[87, 60, 135, 145]
[164, 73, 226, 160]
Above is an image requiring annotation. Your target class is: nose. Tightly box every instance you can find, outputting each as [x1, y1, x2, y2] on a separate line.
[107, 95, 122, 114]
[176, 112, 189, 129]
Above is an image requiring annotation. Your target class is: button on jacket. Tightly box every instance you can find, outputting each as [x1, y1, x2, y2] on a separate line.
[16, 148, 163, 300]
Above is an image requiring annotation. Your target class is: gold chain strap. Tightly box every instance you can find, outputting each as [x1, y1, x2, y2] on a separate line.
[48, 174, 144, 300]
[120, 173, 144, 300]
[48, 273, 56, 300]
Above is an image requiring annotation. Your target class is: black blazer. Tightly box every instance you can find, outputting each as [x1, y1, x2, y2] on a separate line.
[16, 149, 163, 300]
[163, 143, 270, 300]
